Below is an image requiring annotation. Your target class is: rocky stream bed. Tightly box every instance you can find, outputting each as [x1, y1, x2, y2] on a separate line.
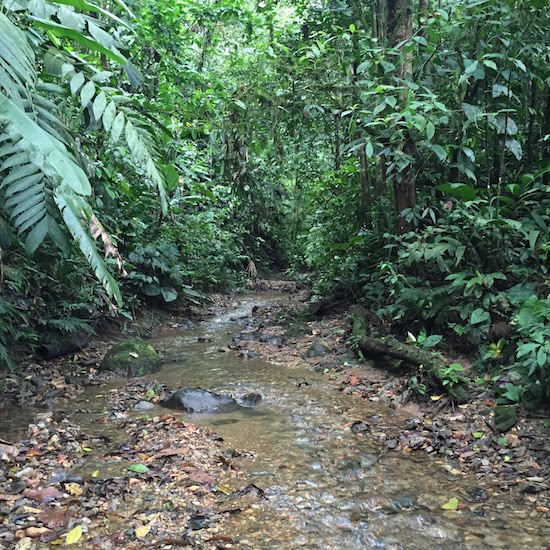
[0, 282, 549, 549]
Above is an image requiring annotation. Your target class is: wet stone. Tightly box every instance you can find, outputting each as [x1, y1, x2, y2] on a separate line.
[133, 400, 155, 411]
[162, 387, 240, 413]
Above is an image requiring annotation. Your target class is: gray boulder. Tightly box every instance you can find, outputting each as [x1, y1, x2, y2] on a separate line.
[162, 388, 239, 413]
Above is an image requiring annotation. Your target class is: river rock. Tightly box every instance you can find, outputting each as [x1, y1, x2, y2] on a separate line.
[240, 392, 262, 407]
[306, 341, 331, 357]
[494, 405, 518, 432]
[162, 388, 239, 413]
[100, 338, 162, 377]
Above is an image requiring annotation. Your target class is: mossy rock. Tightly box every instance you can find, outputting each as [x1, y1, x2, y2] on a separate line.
[494, 405, 518, 432]
[100, 338, 162, 378]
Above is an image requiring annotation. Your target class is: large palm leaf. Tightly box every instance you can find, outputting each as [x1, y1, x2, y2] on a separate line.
[0, 13, 122, 304]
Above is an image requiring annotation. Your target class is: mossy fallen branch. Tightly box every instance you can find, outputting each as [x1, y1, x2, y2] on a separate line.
[352, 307, 469, 402]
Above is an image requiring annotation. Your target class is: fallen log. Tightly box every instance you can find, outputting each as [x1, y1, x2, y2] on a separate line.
[352, 307, 469, 402]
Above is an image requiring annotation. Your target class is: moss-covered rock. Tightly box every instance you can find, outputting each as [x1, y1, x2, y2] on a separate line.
[100, 338, 162, 378]
[494, 405, 518, 432]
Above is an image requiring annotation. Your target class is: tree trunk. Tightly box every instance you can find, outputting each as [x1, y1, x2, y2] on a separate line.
[387, 0, 416, 234]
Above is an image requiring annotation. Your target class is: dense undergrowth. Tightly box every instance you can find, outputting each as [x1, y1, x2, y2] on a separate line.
[1, 0, 549, 413]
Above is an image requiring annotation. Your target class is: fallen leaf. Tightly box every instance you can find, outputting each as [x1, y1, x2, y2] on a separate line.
[23, 506, 42, 513]
[460, 451, 475, 459]
[135, 524, 151, 538]
[65, 525, 83, 544]
[349, 376, 360, 386]
[127, 464, 149, 474]
[430, 394, 445, 401]
[129, 352, 139, 358]
[65, 482, 83, 496]
[91, 470, 99, 478]
[441, 497, 459, 510]
[218, 485, 232, 495]
[38, 510, 67, 529]
[188, 469, 216, 486]
[25, 487, 65, 503]
[154, 447, 189, 458]
[0, 493, 21, 501]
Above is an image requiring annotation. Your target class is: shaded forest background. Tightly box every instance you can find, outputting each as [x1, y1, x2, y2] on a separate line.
[1, 0, 549, 407]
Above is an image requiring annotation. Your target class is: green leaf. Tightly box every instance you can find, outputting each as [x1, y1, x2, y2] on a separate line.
[127, 464, 149, 473]
[365, 141, 374, 158]
[432, 144, 447, 161]
[70, 72, 85, 95]
[471, 308, 490, 325]
[65, 525, 83, 544]
[30, 18, 126, 64]
[80, 80, 96, 109]
[0, 96, 91, 196]
[436, 183, 477, 201]
[441, 497, 459, 510]
[482, 59, 497, 71]
[92, 91, 107, 120]
[54, 187, 122, 305]
[426, 121, 435, 141]
[111, 111, 125, 142]
[161, 287, 178, 302]
[102, 101, 116, 131]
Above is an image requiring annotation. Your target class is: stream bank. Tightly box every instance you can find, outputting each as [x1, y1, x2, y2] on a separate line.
[0, 282, 549, 548]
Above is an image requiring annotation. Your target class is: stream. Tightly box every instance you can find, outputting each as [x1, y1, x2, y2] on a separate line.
[2, 292, 549, 548]
[146, 293, 548, 549]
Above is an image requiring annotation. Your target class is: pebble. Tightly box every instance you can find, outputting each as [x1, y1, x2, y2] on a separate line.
[484, 535, 506, 547]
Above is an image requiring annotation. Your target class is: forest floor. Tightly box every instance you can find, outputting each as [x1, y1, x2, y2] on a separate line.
[0, 280, 548, 548]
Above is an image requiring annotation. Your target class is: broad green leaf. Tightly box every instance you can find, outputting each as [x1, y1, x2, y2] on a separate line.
[426, 121, 435, 141]
[80, 80, 96, 109]
[436, 183, 477, 201]
[70, 72, 85, 95]
[161, 287, 178, 302]
[432, 144, 447, 161]
[0, 96, 91, 196]
[471, 308, 490, 325]
[365, 141, 374, 158]
[92, 91, 107, 120]
[30, 18, 126, 64]
[102, 101, 116, 132]
[127, 464, 149, 473]
[111, 111, 125, 142]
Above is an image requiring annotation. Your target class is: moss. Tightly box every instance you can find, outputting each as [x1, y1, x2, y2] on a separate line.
[100, 338, 162, 378]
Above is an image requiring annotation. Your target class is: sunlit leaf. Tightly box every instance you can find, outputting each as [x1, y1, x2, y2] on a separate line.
[441, 497, 459, 510]
[65, 525, 83, 544]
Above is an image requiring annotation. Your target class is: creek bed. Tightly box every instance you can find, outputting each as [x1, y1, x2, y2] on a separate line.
[1, 293, 548, 549]
[145, 294, 549, 549]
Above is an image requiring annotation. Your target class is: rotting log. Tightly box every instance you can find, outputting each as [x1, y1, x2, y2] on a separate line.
[352, 307, 469, 402]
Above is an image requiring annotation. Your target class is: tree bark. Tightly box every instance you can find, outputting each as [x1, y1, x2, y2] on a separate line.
[387, 0, 416, 234]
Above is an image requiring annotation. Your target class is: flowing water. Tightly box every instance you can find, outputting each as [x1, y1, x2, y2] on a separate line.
[146, 294, 548, 549]
[1, 293, 549, 548]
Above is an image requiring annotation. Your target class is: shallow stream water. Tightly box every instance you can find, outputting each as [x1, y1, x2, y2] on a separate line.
[146, 294, 548, 549]
[2, 293, 549, 549]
